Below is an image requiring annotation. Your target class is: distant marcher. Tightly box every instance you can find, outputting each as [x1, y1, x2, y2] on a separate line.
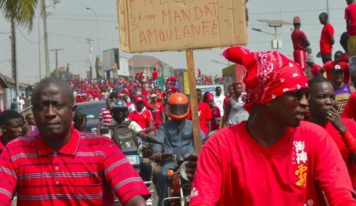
[214, 86, 225, 116]
[291, 16, 310, 69]
[318, 12, 335, 64]
[345, 0, 356, 37]
[332, 66, 351, 113]
[10, 98, 16, 110]
[204, 92, 221, 131]
[222, 82, 249, 127]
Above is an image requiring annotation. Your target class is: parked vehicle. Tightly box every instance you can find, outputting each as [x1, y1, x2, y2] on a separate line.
[75, 101, 106, 132]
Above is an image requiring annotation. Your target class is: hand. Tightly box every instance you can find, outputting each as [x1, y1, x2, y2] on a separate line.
[151, 152, 162, 162]
[326, 107, 347, 134]
[183, 154, 198, 181]
[316, 52, 321, 58]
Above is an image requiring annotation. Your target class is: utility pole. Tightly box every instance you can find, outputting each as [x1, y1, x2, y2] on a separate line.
[40, 0, 50, 77]
[50, 48, 64, 72]
[85, 38, 95, 79]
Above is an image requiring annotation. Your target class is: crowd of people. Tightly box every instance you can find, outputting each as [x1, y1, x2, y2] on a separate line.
[0, 0, 355, 205]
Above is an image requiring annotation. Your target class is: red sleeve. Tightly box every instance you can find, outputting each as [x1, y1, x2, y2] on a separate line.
[342, 93, 356, 120]
[146, 110, 154, 122]
[190, 136, 223, 206]
[0, 147, 17, 205]
[104, 141, 151, 204]
[327, 24, 334, 36]
[128, 112, 134, 121]
[312, 126, 355, 202]
[325, 189, 356, 206]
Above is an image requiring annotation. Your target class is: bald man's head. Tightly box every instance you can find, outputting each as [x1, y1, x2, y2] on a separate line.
[32, 78, 74, 106]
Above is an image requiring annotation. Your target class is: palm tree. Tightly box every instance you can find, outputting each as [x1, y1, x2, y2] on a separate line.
[0, 0, 38, 98]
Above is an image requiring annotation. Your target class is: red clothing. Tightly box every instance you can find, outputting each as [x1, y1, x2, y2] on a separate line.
[320, 23, 334, 55]
[198, 102, 212, 135]
[323, 61, 350, 84]
[149, 102, 165, 129]
[310, 63, 322, 77]
[128, 110, 153, 130]
[291, 29, 308, 51]
[211, 106, 221, 131]
[190, 121, 355, 206]
[342, 92, 356, 121]
[323, 118, 356, 188]
[152, 70, 159, 80]
[99, 108, 113, 126]
[0, 128, 150, 206]
[345, 3, 356, 36]
[293, 50, 307, 69]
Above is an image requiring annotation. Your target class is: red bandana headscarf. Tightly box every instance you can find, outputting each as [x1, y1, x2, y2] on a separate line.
[223, 46, 309, 112]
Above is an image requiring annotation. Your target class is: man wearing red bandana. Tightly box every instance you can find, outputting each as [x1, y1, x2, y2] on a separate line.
[190, 47, 356, 206]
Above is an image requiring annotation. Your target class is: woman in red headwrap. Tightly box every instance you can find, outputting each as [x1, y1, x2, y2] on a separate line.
[190, 47, 356, 206]
[203, 92, 221, 131]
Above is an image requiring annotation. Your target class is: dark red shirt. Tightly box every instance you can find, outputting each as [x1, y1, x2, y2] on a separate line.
[291, 29, 308, 51]
[0, 128, 150, 206]
[320, 23, 334, 54]
[343, 92, 356, 121]
[345, 3, 356, 36]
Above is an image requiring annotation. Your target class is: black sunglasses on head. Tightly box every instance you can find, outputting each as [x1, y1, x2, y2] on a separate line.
[288, 89, 310, 101]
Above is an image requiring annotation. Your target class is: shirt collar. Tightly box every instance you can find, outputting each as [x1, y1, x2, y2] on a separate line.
[37, 126, 80, 156]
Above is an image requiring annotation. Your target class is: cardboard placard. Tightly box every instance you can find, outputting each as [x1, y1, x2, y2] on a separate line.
[118, 0, 247, 52]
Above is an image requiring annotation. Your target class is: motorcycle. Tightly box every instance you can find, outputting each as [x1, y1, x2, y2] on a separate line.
[151, 153, 192, 206]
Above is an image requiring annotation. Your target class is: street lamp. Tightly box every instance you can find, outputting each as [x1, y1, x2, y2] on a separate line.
[86, 7, 101, 59]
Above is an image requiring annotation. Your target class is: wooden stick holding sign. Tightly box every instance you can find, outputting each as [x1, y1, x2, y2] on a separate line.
[186, 49, 202, 153]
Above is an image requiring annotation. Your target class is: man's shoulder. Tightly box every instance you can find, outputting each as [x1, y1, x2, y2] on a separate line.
[4, 136, 38, 153]
[295, 121, 330, 141]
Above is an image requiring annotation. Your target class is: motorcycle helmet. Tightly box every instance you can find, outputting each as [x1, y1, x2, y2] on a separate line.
[167, 93, 189, 121]
[111, 101, 129, 123]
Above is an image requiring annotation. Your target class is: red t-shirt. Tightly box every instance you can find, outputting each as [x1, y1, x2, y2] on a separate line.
[198, 102, 212, 135]
[128, 110, 153, 130]
[323, 118, 356, 188]
[149, 102, 165, 129]
[190, 121, 354, 206]
[343, 92, 356, 121]
[0, 128, 150, 205]
[345, 3, 356, 36]
[152, 70, 159, 80]
[323, 61, 350, 84]
[223, 95, 230, 111]
[291, 29, 308, 51]
[320, 23, 334, 55]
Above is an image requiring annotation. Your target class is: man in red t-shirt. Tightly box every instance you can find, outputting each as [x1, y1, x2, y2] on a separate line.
[128, 96, 154, 133]
[291, 16, 310, 69]
[318, 12, 335, 64]
[306, 55, 323, 78]
[190, 47, 356, 206]
[345, 0, 356, 36]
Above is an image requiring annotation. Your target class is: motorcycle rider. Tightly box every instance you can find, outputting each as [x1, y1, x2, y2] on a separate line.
[110, 101, 153, 183]
[152, 93, 205, 206]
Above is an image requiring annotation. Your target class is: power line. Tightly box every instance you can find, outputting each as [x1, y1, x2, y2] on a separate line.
[16, 26, 40, 45]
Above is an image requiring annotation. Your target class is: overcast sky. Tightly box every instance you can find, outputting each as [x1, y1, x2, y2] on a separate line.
[0, 0, 348, 83]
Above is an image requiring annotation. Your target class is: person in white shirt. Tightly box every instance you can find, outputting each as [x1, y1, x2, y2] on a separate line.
[214, 86, 225, 116]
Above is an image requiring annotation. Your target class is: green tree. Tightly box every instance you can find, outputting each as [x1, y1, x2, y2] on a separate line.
[0, 0, 38, 98]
